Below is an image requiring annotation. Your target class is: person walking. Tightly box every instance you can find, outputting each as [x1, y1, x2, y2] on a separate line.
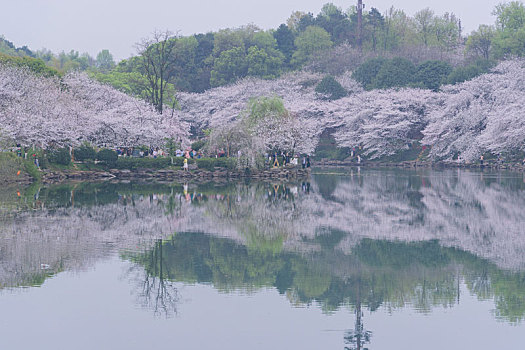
[273, 152, 280, 168]
[183, 158, 189, 171]
[306, 155, 311, 168]
[302, 156, 306, 169]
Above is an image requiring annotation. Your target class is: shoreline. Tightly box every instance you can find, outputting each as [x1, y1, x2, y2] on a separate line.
[316, 160, 525, 172]
[40, 167, 311, 184]
[4, 160, 525, 186]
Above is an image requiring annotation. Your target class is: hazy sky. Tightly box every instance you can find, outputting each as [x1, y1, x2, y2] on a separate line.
[1, 0, 503, 60]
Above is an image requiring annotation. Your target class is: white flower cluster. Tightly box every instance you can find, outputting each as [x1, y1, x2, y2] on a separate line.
[175, 59, 525, 161]
[2, 59, 524, 161]
[0, 66, 189, 148]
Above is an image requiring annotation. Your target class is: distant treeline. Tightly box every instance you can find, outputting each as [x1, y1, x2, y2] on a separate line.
[1, 1, 524, 95]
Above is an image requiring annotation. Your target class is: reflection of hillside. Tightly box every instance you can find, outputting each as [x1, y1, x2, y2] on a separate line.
[129, 232, 525, 324]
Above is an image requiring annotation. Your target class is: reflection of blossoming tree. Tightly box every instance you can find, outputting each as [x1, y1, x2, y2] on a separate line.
[2, 175, 525, 322]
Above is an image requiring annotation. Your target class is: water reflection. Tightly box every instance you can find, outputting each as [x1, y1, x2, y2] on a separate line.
[125, 240, 180, 317]
[0, 169, 525, 327]
[124, 232, 525, 326]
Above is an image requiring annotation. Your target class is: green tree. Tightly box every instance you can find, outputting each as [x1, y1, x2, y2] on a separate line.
[315, 4, 353, 45]
[364, 8, 385, 51]
[212, 28, 246, 57]
[414, 8, 435, 46]
[494, 1, 525, 31]
[48, 148, 71, 166]
[352, 57, 387, 90]
[0, 53, 60, 77]
[96, 49, 115, 72]
[74, 144, 96, 161]
[90, 70, 149, 98]
[286, 11, 307, 32]
[273, 24, 296, 65]
[373, 57, 416, 89]
[192, 33, 215, 92]
[250, 31, 278, 51]
[135, 30, 177, 114]
[0, 37, 22, 57]
[292, 26, 333, 67]
[492, 1, 525, 58]
[246, 46, 284, 79]
[433, 12, 461, 51]
[315, 75, 347, 100]
[414, 60, 452, 90]
[96, 149, 118, 167]
[447, 59, 494, 85]
[170, 36, 198, 91]
[381, 7, 417, 50]
[210, 47, 248, 87]
[467, 25, 496, 59]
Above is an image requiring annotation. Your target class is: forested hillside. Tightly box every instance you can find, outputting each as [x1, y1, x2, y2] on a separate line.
[2, 1, 524, 95]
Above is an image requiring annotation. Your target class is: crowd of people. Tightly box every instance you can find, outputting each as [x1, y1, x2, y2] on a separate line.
[116, 147, 205, 160]
[268, 152, 311, 169]
[8, 144, 312, 172]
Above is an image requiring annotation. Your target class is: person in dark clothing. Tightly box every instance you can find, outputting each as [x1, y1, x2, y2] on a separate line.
[306, 156, 311, 168]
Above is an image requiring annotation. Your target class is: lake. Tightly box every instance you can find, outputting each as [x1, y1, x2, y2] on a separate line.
[1, 168, 525, 350]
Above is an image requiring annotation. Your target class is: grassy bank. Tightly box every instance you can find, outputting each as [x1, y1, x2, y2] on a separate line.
[0, 153, 41, 183]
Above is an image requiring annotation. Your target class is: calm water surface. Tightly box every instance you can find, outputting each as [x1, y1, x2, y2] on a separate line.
[1, 168, 525, 350]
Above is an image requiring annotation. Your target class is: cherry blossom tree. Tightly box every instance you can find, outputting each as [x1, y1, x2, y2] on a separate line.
[3, 58, 525, 161]
[424, 59, 525, 161]
[175, 59, 525, 162]
[0, 65, 189, 148]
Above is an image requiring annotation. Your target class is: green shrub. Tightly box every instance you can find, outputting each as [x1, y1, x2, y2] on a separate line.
[74, 144, 96, 161]
[47, 147, 71, 166]
[0, 53, 60, 78]
[373, 58, 416, 89]
[26, 148, 48, 169]
[214, 157, 237, 170]
[196, 158, 215, 171]
[164, 138, 180, 156]
[23, 160, 41, 181]
[171, 157, 186, 167]
[315, 75, 347, 100]
[115, 157, 186, 170]
[447, 59, 495, 85]
[415, 60, 453, 91]
[447, 65, 482, 85]
[352, 57, 387, 90]
[97, 149, 118, 167]
[196, 158, 237, 171]
[0, 153, 22, 182]
[191, 140, 206, 151]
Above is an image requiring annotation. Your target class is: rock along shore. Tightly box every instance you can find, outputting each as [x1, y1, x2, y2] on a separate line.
[317, 159, 525, 172]
[41, 167, 311, 184]
[7, 160, 525, 186]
